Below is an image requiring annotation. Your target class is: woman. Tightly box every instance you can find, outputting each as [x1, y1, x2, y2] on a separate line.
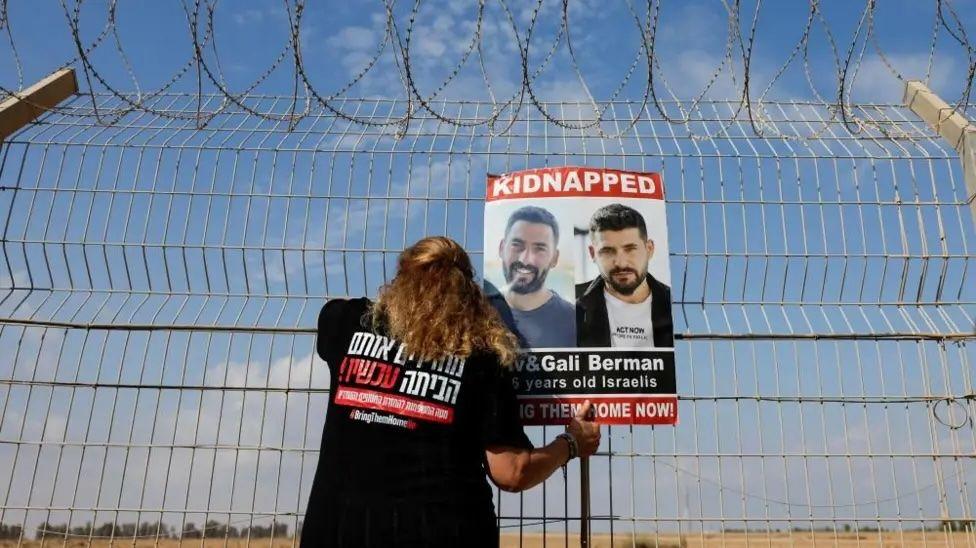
[301, 236, 600, 547]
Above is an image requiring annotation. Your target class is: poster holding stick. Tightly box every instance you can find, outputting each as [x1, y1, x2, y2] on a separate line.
[483, 166, 678, 543]
[581, 456, 591, 547]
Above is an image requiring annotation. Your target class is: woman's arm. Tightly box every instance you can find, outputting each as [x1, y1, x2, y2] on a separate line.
[485, 438, 570, 493]
[484, 400, 600, 492]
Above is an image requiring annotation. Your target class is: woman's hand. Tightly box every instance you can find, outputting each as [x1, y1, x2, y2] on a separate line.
[565, 400, 601, 458]
[485, 400, 602, 492]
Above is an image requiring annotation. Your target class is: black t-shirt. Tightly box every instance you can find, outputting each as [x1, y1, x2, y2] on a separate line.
[301, 298, 531, 547]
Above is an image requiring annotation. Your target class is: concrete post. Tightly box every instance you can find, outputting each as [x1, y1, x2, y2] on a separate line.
[0, 68, 78, 141]
[903, 80, 976, 228]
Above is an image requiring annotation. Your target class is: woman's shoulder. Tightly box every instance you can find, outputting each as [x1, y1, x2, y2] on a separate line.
[318, 297, 372, 329]
[465, 349, 512, 379]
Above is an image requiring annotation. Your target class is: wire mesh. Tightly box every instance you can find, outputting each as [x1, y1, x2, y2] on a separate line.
[0, 93, 975, 546]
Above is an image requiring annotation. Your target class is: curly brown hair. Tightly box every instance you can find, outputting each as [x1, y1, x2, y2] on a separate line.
[370, 236, 519, 366]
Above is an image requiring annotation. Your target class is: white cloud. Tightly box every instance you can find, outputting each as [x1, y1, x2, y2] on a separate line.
[445, 1, 469, 16]
[232, 9, 264, 26]
[207, 351, 321, 390]
[414, 33, 447, 58]
[299, 24, 319, 50]
[0, 267, 27, 288]
[327, 26, 377, 51]
[656, 3, 728, 48]
[431, 13, 454, 33]
[321, 5, 521, 102]
[657, 49, 740, 100]
[518, 0, 603, 25]
[850, 53, 955, 103]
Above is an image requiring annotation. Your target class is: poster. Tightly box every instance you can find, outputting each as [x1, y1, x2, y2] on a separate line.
[483, 166, 677, 425]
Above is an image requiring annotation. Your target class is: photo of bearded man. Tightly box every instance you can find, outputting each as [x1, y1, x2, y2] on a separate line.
[495, 205, 576, 348]
[576, 203, 674, 348]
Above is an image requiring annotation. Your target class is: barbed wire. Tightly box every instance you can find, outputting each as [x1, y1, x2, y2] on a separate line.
[935, 0, 976, 110]
[0, 0, 974, 138]
[0, 0, 22, 92]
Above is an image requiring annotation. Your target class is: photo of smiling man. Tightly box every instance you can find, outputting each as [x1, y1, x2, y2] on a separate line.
[496, 205, 577, 348]
[576, 203, 674, 348]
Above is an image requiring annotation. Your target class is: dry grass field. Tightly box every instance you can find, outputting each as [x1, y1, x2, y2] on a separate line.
[498, 532, 976, 548]
[0, 540, 292, 547]
[2, 532, 975, 547]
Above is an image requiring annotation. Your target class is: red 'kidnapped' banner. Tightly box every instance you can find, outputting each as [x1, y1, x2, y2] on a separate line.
[487, 166, 664, 202]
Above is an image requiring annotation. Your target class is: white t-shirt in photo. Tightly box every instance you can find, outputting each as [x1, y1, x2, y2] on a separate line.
[604, 289, 655, 348]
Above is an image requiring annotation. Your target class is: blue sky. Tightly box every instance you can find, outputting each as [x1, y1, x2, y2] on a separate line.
[1, 0, 975, 543]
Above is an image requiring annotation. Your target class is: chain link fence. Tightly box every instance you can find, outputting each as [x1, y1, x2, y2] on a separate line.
[0, 93, 974, 546]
